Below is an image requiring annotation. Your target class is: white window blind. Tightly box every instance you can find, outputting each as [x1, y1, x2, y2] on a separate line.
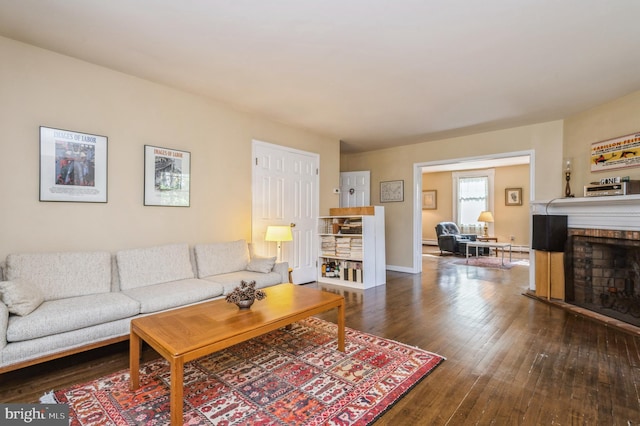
[452, 169, 495, 233]
[458, 176, 488, 225]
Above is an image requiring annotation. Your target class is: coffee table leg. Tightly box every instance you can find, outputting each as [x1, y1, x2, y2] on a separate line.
[170, 358, 184, 426]
[337, 300, 345, 352]
[130, 330, 140, 390]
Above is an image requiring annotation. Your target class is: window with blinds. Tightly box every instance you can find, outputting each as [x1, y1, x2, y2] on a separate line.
[452, 169, 495, 230]
[458, 176, 488, 225]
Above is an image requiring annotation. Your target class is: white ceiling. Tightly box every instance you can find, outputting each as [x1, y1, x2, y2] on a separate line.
[1, 1, 639, 153]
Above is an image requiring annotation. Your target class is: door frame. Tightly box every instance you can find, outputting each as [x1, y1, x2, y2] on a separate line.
[251, 139, 320, 282]
[413, 149, 536, 289]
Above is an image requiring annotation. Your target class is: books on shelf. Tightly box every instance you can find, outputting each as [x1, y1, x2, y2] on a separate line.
[317, 207, 385, 289]
[339, 218, 362, 234]
[350, 238, 363, 260]
[336, 237, 351, 257]
[321, 236, 363, 259]
[321, 236, 336, 256]
[339, 261, 363, 283]
[319, 218, 364, 235]
[319, 260, 363, 283]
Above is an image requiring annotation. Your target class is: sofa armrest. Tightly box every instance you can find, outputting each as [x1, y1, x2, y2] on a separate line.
[437, 235, 457, 253]
[0, 302, 7, 350]
[272, 262, 290, 283]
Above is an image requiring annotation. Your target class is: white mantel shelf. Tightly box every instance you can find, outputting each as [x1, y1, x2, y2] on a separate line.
[531, 195, 640, 231]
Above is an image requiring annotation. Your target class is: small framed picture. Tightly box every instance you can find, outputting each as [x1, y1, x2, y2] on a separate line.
[505, 187, 522, 206]
[144, 145, 191, 207]
[422, 190, 437, 209]
[380, 180, 404, 202]
[39, 126, 108, 203]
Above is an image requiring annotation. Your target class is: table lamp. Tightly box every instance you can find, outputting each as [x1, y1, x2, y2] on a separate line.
[265, 225, 293, 262]
[564, 158, 574, 198]
[477, 211, 494, 237]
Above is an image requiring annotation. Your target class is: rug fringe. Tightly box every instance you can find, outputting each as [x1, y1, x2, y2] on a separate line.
[39, 390, 57, 404]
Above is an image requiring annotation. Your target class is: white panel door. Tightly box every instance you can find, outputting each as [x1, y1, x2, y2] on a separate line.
[340, 171, 370, 207]
[252, 141, 318, 284]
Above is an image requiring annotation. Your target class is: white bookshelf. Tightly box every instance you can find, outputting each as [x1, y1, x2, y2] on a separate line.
[317, 206, 385, 289]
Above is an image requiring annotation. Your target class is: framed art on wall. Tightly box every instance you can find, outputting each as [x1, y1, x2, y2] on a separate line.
[591, 131, 640, 172]
[422, 190, 437, 209]
[39, 126, 108, 203]
[144, 145, 191, 207]
[505, 187, 522, 206]
[380, 180, 404, 202]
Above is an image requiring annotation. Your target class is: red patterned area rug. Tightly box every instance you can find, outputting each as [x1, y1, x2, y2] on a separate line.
[51, 317, 444, 425]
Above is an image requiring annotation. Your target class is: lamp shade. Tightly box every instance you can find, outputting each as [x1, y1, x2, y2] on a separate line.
[265, 225, 293, 242]
[477, 211, 494, 223]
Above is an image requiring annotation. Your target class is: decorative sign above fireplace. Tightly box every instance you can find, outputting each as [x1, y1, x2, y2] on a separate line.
[591, 131, 640, 172]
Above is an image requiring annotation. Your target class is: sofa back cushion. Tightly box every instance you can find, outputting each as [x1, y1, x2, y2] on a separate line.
[5, 251, 112, 301]
[116, 243, 195, 290]
[435, 222, 461, 236]
[194, 240, 250, 278]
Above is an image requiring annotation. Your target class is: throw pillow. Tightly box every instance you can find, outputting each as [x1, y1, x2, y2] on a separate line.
[246, 256, 277, 274]
[0, 280, 45, 316]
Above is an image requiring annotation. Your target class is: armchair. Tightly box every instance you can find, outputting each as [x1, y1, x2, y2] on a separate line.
[435, 222, 479, 256]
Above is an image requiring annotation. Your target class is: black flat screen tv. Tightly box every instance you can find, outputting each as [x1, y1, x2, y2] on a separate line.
[532, 214, 568, 252]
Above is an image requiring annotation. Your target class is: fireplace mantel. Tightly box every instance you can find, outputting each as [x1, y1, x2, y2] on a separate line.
[531, 195, 640, 231]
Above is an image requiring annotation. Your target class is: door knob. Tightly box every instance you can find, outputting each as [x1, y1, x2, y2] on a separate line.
[290, 223, 296, 227]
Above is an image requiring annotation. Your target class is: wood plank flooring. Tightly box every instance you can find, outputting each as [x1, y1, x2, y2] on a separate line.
[1, 251, 639, 424]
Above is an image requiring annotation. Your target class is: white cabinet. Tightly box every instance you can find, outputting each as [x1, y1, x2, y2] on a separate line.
[317, 206, 385, 289]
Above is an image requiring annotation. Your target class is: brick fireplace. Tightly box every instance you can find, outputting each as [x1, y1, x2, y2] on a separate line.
[566, 228, 640, 326]
[531, 196, 640, 327]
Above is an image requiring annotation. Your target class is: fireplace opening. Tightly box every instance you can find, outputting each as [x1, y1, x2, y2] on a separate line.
[566, 229, 640, 327]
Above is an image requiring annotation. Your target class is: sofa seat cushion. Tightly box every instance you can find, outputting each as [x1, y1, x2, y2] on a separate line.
[117, 243, 195, 290]
[6, 293, 140, 342]
[202, 271, 283, 295]
[194, 240, 250, 278]
[5, 251, 112, 301]
[122, 278, 224, 314]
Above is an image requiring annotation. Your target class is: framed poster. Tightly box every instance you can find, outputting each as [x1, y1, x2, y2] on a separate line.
[591, 131, 640, 172]
[39, 126, 108, 203]
[380, 180, 404, 202]
[422, 190, 437, 209]
[505, 187, 522, 206]
[144, 145, 191, 207]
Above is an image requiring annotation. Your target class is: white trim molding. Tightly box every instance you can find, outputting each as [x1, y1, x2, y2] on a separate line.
[531, 195, 640, 231]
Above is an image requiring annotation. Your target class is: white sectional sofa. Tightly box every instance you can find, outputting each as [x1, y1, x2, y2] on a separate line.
[0, 240, 288, 373]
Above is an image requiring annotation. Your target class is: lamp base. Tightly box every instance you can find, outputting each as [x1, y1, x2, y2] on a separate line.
[483, 224, 488, 237]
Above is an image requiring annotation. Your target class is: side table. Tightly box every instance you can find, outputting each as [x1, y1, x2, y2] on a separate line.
[477, 236, 497, 242]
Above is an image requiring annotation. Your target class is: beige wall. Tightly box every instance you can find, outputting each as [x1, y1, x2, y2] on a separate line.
[564, 90, 640, 193]
[342, 121, 563, 269]
[0, 37, 340, 260]
[422, 164, 530, 245]
[421, 171, 452, 240]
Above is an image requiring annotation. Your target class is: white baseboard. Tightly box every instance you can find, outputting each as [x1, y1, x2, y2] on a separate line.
[386, 265, 417, 273]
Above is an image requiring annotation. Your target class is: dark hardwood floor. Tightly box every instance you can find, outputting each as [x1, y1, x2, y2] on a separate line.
[2, 250, 640, 424]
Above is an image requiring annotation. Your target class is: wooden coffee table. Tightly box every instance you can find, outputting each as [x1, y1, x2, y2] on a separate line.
[129, 283, 345, 425]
